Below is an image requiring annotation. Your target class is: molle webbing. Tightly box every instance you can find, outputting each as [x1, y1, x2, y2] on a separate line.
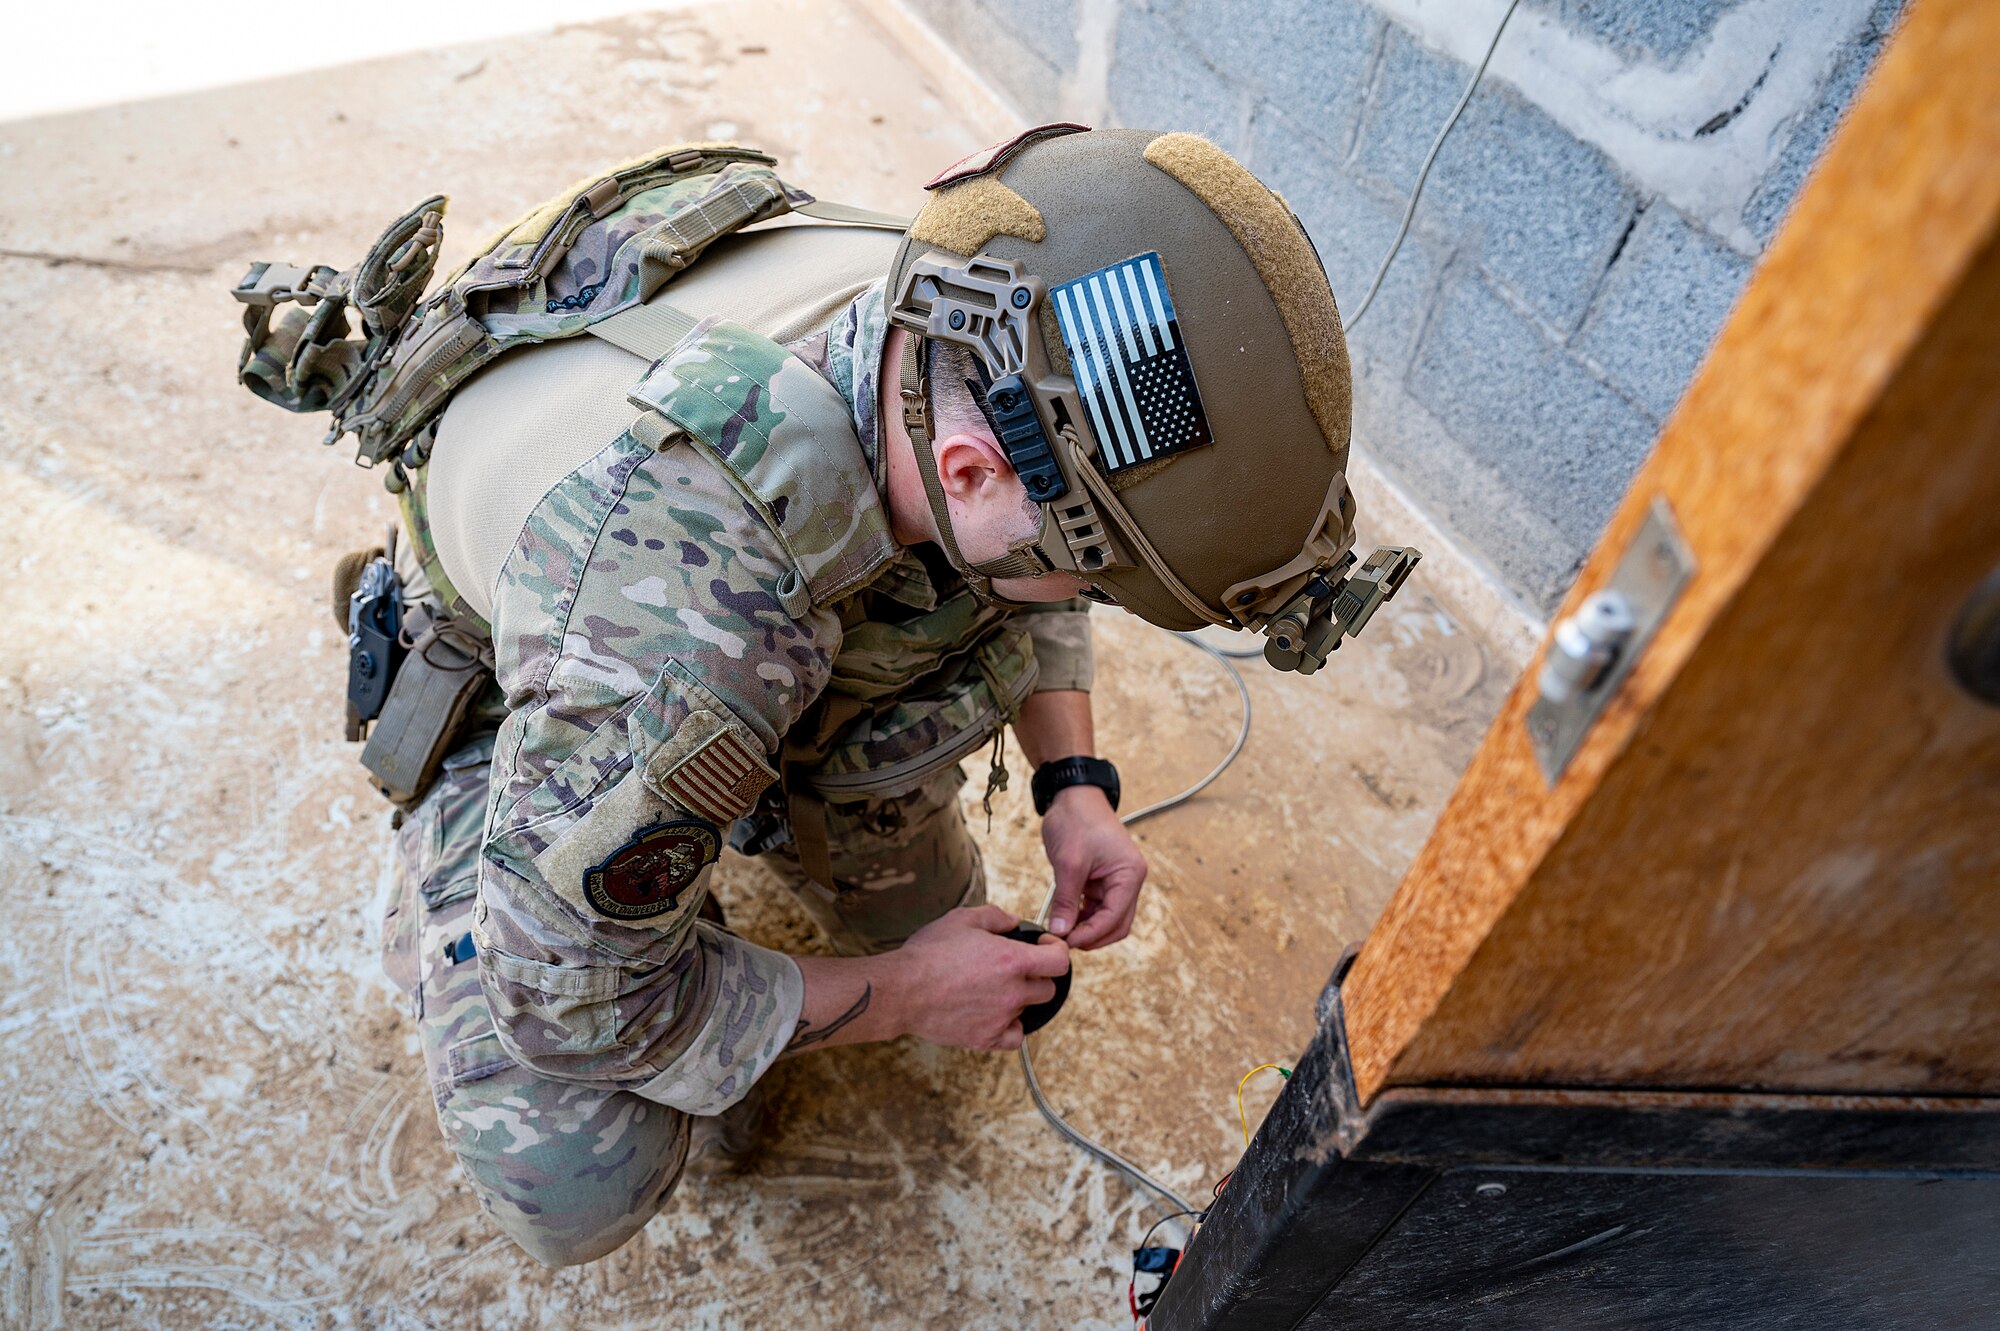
[233, 145, 813, 470]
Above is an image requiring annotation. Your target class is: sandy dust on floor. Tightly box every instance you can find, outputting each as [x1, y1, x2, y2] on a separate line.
[0, 4, 1508, 1326]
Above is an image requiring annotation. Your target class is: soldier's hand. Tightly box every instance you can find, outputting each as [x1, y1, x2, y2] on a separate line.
[891, 905, 1070, 1051]
[1042, 784, 1149, 950]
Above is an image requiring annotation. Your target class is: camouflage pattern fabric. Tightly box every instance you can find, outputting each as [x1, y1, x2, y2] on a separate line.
[462, 299, 1089, 1126]
[376, 275, 1090, 1263]
[237, 142, 1102, 1265]
[346, 153, 808, 463]
[808, 612, 1039, 801]
[238, 144, 815, 472]
[386, 745, 986, 1263]
[384, 740, 692, 1268]
[625, 313, 898, 608]
[759, 762, 988, 956]
[464, 313, 899, 1121]
[469, 385, 824, 1118]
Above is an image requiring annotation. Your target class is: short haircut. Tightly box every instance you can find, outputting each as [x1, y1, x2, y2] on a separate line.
[926, 338, 1040, 526]
[927, 338, 995, 442]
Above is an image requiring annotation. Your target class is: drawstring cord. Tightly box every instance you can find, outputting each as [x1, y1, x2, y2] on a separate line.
[973, 652, 1017, 831]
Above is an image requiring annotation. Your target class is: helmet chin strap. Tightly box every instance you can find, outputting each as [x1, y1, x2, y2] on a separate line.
[899, 334, 1053, 601]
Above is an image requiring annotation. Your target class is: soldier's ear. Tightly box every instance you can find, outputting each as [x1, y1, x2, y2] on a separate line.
[934, 431, 1017, 502]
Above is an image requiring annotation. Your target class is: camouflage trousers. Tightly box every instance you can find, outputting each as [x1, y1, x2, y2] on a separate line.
[381, 738, 984, 1267]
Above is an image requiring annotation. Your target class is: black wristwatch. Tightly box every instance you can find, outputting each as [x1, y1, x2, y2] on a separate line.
[1032, 756, 1121, 816]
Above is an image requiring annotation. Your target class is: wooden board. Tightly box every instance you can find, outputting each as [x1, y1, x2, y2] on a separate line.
[1340, 0, 2000, 1103]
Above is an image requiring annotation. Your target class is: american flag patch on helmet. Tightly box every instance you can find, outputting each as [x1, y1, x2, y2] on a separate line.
[647, 712, 779, 825]
[1050, 251, 1214, 476]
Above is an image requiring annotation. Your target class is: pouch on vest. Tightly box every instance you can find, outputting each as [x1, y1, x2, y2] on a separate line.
[360, 614, 493, 806]
[808, 625, 1039, 802]
[232, 145, 811, 474]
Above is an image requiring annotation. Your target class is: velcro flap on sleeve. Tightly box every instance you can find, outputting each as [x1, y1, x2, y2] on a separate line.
[480, 947, 624, 1001]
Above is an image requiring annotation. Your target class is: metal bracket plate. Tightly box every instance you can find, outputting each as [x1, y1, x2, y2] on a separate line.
[1526, 498, 1695, 785]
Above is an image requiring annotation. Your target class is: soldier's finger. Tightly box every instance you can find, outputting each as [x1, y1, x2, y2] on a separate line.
[1068, 879, 1140, 950]
[1046, 869, 1084, 937]
[1018, 978, 1057, 1007]
[964, 904, 1020, 934]
[991, 1021, 1025, 1052]
[1019, 935, 1072, 977]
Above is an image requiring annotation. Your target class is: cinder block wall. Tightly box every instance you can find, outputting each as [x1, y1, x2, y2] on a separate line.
[898, 0, 1904, 616]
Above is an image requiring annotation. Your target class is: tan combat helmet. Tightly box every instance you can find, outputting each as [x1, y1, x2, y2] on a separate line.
[887, 124, 1418, 674]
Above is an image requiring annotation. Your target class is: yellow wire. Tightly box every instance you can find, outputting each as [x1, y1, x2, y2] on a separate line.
[1236, 1063, 1291, 1146]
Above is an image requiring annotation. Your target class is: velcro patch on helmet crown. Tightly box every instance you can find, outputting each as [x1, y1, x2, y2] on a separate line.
[1050, 251, 1214, 475]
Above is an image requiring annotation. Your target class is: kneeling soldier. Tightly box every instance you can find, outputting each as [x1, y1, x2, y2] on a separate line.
[234, 125, 1410, 1265]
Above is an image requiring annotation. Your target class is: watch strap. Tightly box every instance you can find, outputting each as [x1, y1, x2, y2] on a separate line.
[1032, 755, 1121, 816]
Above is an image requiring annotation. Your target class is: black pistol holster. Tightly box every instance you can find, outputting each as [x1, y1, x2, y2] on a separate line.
[336, 532, 493, 806]
[342, 536, 405, 742]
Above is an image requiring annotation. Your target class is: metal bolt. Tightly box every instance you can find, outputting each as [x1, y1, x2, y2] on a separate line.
[948, 309, 967, 331]
[1538, 589, 1636, 705]
[1475, 1182, 1508, 1198]
[1012, 287, 1032, 308]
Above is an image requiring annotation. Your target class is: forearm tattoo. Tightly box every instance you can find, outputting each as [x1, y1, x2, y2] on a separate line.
[786, 982, 872, 1052]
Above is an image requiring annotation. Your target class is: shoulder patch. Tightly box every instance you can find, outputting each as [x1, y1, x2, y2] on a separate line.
[924, 122, 1089, 191]
[583, 819, 720, 921]
[645, 709, 780, 824]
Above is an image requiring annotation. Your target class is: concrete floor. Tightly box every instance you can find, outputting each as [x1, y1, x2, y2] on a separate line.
[0, 4, 1509, 1326]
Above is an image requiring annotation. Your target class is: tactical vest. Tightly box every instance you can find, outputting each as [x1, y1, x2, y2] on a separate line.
[233, 144, 1037, 867]
[239, 144, 889, 616]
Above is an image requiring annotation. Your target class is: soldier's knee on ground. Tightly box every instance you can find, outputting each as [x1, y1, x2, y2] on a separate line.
[492, 1199, 656, 1270]
[437, 1064, 693, 1268]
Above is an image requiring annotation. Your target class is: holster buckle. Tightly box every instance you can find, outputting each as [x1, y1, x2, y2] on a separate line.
[232, 260, 339, 308]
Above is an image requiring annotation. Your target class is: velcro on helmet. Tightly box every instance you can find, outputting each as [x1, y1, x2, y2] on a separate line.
[909, 175, 1047, 258]
[1140, 133, 1351, 461]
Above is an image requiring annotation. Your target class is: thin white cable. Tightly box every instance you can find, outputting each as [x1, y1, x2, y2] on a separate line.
[1018, 0, 1521, 1233]
[1346, 0, 1522, 330]
[1018, 630, 1253, 1227]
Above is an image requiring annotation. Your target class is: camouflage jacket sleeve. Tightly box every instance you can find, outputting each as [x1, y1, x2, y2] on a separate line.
[1012, 597, 1095, 693]
[467, 426, 836, 1116]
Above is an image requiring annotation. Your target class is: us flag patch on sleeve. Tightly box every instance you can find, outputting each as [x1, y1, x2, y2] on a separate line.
[645, 711, 779, 825]
[1050, 251, 1214, 475]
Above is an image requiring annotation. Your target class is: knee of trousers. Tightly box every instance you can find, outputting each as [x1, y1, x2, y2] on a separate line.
[435, 1059, 694, 1268]
[766, 769, 990, 956]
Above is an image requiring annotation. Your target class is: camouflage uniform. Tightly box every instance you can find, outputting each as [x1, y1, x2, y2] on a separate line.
[380, 276, 1092, 1265]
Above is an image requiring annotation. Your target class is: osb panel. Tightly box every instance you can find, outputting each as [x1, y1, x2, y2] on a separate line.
[1342, 0, 2000, 1101]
